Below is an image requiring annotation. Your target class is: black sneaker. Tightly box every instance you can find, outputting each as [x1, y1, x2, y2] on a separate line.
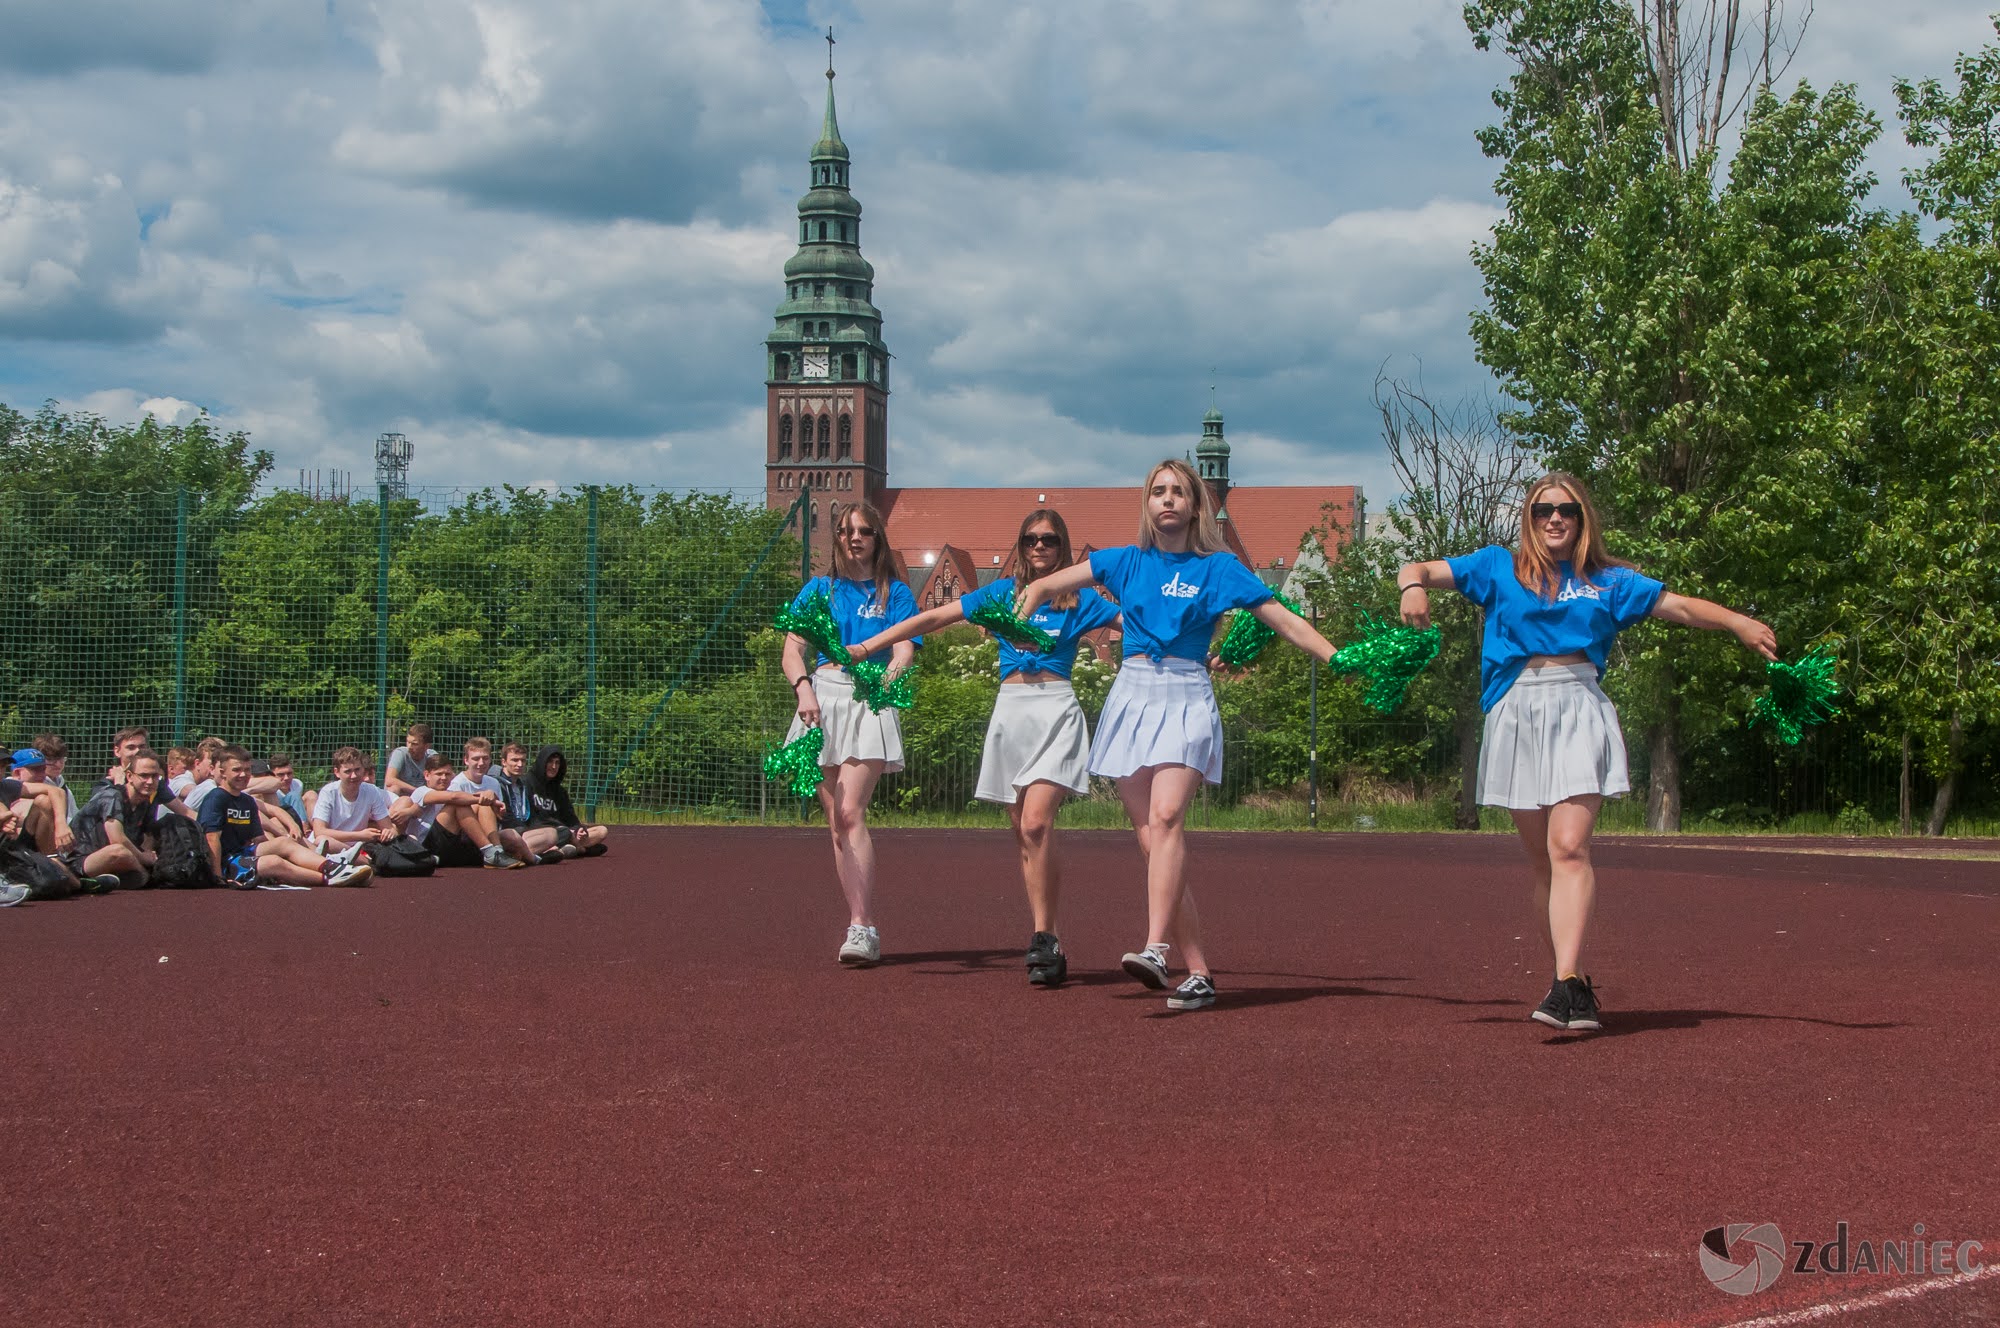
[1531, 978, 1569, 1029]
[536, 850, 566, 866]
[1166, 974, 1216, 1011]
[1026, 933, 1067, 988]
[83, 873, 121, 895]
[1563, 975, 1602, 1031]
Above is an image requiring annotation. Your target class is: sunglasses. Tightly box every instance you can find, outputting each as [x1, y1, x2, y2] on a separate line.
[845, 526, 877, 538]
[1019, 533, 1062, 549]
[1531, 502, 1583, 521]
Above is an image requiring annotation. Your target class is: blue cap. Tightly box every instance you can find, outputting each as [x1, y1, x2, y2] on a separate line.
[11, 748, 47, 768]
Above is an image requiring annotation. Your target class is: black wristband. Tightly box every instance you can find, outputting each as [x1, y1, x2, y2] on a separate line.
[791, 676, 811, 691]
[1398, 582, 1423, 593]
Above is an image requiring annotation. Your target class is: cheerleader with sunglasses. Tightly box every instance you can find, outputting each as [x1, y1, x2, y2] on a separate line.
[1398, 473, 1776, 1032]
[853, 509, 1121, 988]
[1012, 459, 1341, 1011]
[782, 501, 921, 967]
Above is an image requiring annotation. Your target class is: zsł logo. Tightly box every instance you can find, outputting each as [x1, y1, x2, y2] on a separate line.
[1700, 1223, 1787, 1296]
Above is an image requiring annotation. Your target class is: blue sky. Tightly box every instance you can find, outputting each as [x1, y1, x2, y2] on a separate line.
[3, 0, 1997, 504]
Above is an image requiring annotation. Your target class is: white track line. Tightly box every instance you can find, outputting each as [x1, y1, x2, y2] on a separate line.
[1718, 1264, 2000, 1326]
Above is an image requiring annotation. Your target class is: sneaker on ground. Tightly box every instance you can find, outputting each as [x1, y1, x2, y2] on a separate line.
[558, 843, 583, 859]
[1562, 975, 1602, 1031]
[325, 861, 373, 887]
[1530, 978, 1569, 1029]
[837, 923, 881, 966]
[1026, 932, 1068, 988]
[486, 853, 527, 870]
[536, 850, 566, 866]
[1166, 973, 1216, 1011]
[84, 874, 121, 894]
[1024, 931, 1059, 969]
[1120, 943, 1170, 990]
[0, 881, 29, 907]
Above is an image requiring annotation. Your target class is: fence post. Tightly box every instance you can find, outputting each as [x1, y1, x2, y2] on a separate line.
[173, 487, 189, 745]
[585, 486, 600, 819]
[1308, 604, 1319, 830]
[376, 484, 391, 774]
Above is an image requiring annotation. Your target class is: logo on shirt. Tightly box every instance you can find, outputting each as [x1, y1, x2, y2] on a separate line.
[1555, 578, 1602, 603]
[854, 601, 886, 619]
[1160, 573, 1201, 600]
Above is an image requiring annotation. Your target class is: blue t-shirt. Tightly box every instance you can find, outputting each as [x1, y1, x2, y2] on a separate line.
[1088, 546, 1273, 661]
[958, 578, 1121, 680]
[792, 575, 921, 667]
[1445, 544, 1665, 711]
[197, 788, 263, 860]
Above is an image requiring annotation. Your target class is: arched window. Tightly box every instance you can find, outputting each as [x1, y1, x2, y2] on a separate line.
[778, 414, 793, 458]
[817, 414, 831, 458]
[837, 414, 852, 458]
[838, 222, 847, 242]
[816, 221, 826, 241]
[800, 222, 807, 243]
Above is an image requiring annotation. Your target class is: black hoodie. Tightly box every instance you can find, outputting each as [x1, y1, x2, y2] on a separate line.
[525, 745, 581, 828]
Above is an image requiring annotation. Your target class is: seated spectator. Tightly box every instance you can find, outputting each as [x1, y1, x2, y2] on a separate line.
[0, 772, 79, 901]
[268, 752, 313, 825]
[98, 727, 149, 789]
[31, 733, 78, 824]
[174, 737, 225, 809]
[494, 742, 564, 862]
[450, 738, 544, 864]
[385, 724, 436, 797]
[165, 746, 195, 789]
[246, 759, 308, 842]
[10, 748, 78, 859]
[202, 746, 371, 888]
[311, 747, 398, 853]
[69, 748, 171, 890]
[390, 754, 527, 869]
[526, 746, 610, 856]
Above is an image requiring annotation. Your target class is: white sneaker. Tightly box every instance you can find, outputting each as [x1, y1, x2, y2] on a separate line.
[1120, 943, 1171, 990]
[0, 881, 29, 907]
[837, 923, 880, 966]
[325, 861, 374, 887]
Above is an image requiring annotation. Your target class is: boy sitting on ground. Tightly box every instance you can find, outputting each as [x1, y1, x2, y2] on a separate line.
[450, 738, 544, 864]
[311, 747, 400, 855]
[99, 727, 149, 789]
[390, 754, 526, 870]
[10, 748, 78, 859]
[385, 724, 437, 797]
[247, 759, 308, 842]
[494, 742, 565, 863]
[525, 746, 611, 856]
[31, 734, 78, 824]
[268, 753, 313, 826]
[202, 746, 370, 888]
[69, 748, 171, 890]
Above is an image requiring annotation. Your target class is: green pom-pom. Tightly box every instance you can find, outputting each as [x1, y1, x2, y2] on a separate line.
[850, 660, 919, 712]
[763, 727, 826, 799]
[1215, 592, 1305, 668]
[1328, 610, 1440, 713]
[967, 600, 1057, 652]
[774, 588, 851, 666]
[1750, 645, 1842, 745]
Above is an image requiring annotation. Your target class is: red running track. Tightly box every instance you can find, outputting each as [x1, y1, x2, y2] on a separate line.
[2, 828, 1996, 1327]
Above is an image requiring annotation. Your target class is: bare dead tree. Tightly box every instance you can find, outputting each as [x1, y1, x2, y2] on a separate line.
[1375, 368, 1537, 828]
[1634, 0, 1814, 173]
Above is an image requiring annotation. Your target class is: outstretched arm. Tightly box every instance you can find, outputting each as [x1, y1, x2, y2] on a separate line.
[856, 600, 963, 659]
[1013, 562, 1097, 619]
[1651, 592, 1777, 660]
[1246, 598, 1337, 666]
[1395, 560, 1456, 630]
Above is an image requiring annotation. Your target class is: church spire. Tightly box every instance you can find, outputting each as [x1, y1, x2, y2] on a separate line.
[1196, 387, 1231, 517]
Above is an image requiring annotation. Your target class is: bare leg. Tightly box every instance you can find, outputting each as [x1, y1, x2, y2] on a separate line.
[255, 839, 328, 887]
[81, 843, 146, 888]
[1544, 796, 1602, 977]
[1509, 807, 1556, 971]
[1007, 781, 1066, 934]
[1116, 764, 1209, 976]
[816, 760, 883, 925]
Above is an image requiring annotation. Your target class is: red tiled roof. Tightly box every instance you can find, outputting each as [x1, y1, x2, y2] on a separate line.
[879, 484, 1358, 577]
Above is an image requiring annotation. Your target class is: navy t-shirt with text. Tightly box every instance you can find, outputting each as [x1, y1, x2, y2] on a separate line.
[197, 789, 263, 861]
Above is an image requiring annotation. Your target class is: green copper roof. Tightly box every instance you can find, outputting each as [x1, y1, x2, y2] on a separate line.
[812, 74, 849, 162]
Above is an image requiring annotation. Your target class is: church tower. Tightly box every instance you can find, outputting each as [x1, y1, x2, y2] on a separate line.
[765, 34, 891, 533]
[1195, 395, 1232, 518]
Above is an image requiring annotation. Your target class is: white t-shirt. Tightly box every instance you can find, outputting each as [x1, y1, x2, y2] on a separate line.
[183, 778, 218, 810]
[448, 772, 504, 800]
[169, 771, 195, 795]
[407, 785, 449, 838]
[312, 781, 395, 832]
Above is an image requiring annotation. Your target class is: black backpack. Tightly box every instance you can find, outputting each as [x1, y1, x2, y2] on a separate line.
[359, 835, 437, 877]
[0, 834, 78, 899]
[149, 812, 223, 889]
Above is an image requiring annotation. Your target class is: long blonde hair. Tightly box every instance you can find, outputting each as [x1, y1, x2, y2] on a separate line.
[1137, 458, 1226, 555]
[1513, 472, 1631, 601]
[833, 500, 896, 608]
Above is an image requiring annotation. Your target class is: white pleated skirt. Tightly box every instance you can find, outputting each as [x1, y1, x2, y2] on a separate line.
[976, 681, 1093, 804]
[787, 668, 905, 772]
[1477, 663, 1630, 809]
[1088, 656, 1225, 785]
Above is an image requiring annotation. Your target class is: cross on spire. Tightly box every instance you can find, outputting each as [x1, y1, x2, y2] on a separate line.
[826, 25, 836, 79]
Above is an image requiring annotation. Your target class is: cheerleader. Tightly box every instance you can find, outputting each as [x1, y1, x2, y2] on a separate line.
[854, 509, 1121, 988]
[782, 501, 920, 967]
[1398, 473, 1776, 1031]
[1013, 459, 1340, 1011]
